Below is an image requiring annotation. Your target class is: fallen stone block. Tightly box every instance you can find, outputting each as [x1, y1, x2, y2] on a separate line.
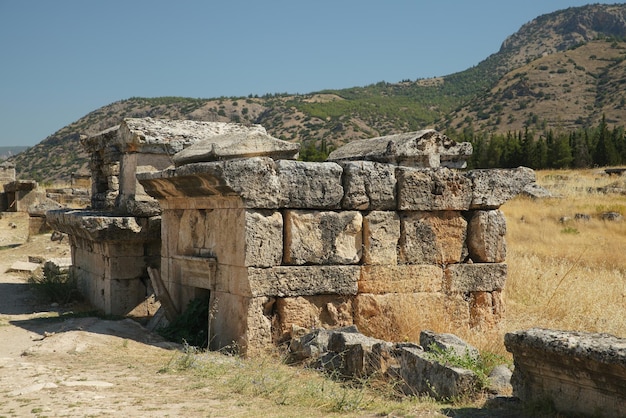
[398, 345, 480, 400]
[505, 328, 626, 418]
[328, 129, 472, 168]
[325, 328, 391, 378]
[419, 330, 480, 360]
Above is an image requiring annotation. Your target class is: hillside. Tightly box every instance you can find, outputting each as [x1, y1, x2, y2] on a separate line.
[446, 39, 626, 133]
[10, 3, 626, 183]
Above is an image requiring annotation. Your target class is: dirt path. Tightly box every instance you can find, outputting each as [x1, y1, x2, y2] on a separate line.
[0, 213, 255, 417]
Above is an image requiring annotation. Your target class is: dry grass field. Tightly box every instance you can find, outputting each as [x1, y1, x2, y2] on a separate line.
[475, 168, 626, 357]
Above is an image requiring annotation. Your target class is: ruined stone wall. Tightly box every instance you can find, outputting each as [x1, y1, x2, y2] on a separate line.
[139, 156, 534, 353]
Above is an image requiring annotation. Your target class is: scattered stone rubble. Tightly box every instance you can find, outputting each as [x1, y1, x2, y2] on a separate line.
[48, 118, 536, 355]
[289, 327, 509, 401]
[505, 328, 626, 418]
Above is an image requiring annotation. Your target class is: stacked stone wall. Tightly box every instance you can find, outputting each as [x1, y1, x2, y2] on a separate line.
[139, 156, 534, 352]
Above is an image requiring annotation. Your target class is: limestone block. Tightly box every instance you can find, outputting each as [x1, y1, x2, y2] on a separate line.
[328, 129, 472, 168]
[399, 345, 480, 400]
[465, 167, 536, 209]
[419, 330, 479, 360]
[445, 263, 507, 293]
[173, 130, 300, 166]
[362, 211, 400, 265]
[397, 167, 472, 211]
[359, 265, 443, 294]
[104, 277, 147, 316]
[284, 210, 362, 265]
[353, 293, 470, 341]
[466, 210, 507, 263]
[175, 207, 246, 267]
[118, 117, 267, 154]
[244, 210, 283, 267]
[340, 161, 396, 210]
[505, 328, 626, 418]
[399, 211, 467, 265]
[276, 160, 343, 209]
[208, 292, 273, 355]
[139, 157, 283, 208]
[243, 266, 360, 297]
[326, 330, 389, 378]
[274, 296, 353, 341]
[469, 290, 504, 328]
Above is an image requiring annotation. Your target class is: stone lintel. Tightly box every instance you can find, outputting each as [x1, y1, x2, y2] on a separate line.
[46, 209, 160, 242]
[3, 180, 38, 193]
[117, 117, 268, 154]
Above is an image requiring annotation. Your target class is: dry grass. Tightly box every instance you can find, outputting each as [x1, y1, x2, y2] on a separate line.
[487, 169, 626, 354]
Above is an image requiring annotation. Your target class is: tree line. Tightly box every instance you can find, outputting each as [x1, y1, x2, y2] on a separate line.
[451, 115, 626, 169]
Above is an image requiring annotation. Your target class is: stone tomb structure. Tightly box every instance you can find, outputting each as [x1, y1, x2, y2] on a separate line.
[138, 127, 535, 353]
[48, 118, 271, 315]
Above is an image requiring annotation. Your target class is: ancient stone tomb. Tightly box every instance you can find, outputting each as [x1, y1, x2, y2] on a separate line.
[46, 117, 534, 353]
[135, 124, 534, 353]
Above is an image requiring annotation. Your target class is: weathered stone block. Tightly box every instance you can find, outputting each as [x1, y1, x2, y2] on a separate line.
[173, 130, 299, 166]
[353, 293, 470, 341]
[140, 158, 283, 208]
[445, 263, 507, 293]
[284, 210, 362, 265]
[274, 296, 353, 341]
[327, 129, 472, 168]
[326, 330, 388, 378]
[208, 292, 273, 355]
[244, 266, 360, 297]
[118, 117, 268, 155]
[466, 167, 536, 209]
[419, 330, 479, 360]
[244, 210, 283, 267]
[362, 211, 400, 265]
[359, 265, 443, 294]
[276, 160, 343, 209]
[467, 210, 507, 263]
[505, 328, 626, 418]
[469, 290, 504, 328]
[340, 161, 396, 210]
[399, 211, 467, 265]
[399, 345, 480, 400]
[397, 167, 472, 211]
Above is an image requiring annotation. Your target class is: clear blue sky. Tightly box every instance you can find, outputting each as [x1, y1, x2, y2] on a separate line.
[0, 1, 620, 146]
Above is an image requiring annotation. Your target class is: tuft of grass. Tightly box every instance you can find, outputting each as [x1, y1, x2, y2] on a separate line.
[157, 345, 440, 416]
[28, 264, 81, 305]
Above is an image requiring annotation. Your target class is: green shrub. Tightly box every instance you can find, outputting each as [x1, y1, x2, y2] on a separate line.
[158, 297, 209, 348]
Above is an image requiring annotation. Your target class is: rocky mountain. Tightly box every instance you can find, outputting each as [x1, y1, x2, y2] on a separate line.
[10, 3, 626, 183]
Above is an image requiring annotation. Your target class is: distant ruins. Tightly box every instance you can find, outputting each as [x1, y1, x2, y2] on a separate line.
[48, 117, 535, 354]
